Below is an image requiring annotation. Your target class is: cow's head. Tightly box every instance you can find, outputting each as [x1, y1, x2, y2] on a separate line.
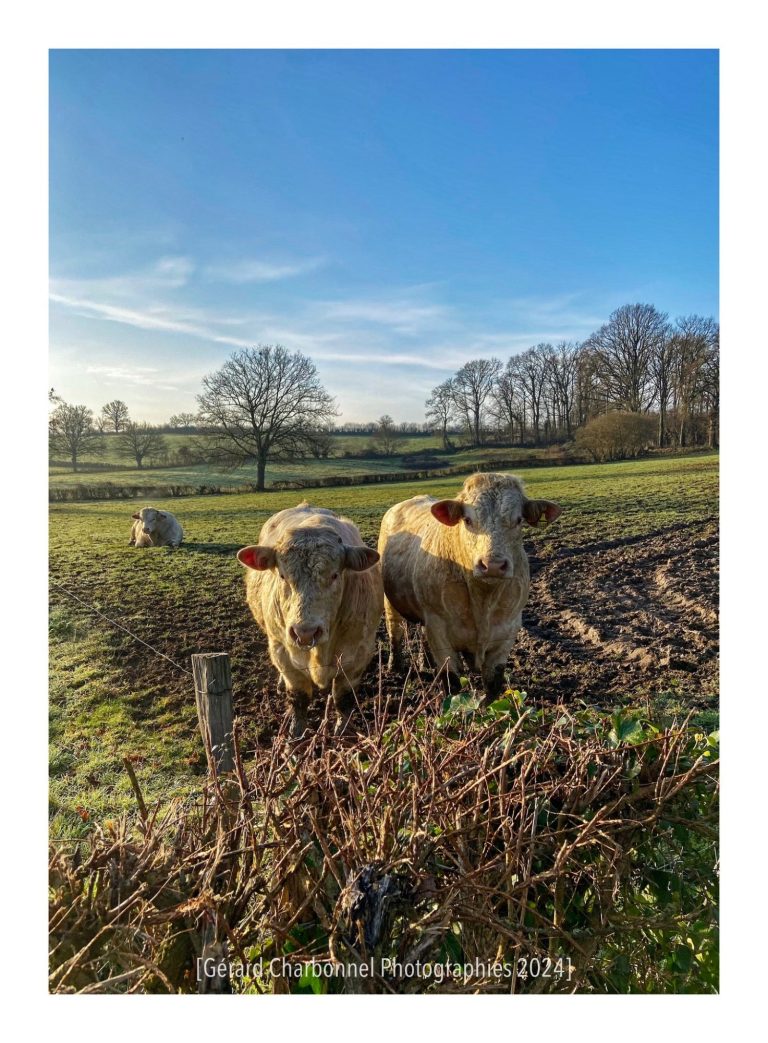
[131, 507, 167, 537]
[237, 527, 379, 648]
[430, 473, 562, 580]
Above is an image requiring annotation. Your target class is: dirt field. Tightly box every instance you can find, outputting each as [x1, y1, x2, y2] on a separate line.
[518, 518, 718, 706]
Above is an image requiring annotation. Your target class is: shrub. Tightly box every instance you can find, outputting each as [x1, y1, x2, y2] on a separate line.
[575, 412, 657, 463]
[49, 686, 718, 994]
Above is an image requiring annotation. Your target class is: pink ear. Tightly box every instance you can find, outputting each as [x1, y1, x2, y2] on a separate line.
[431, 499, 464, 526]
[131, 512, 140, 520]
[237, 545, 277, 570]
[523, 499, 563, 526]
[344, 546, 380, 572]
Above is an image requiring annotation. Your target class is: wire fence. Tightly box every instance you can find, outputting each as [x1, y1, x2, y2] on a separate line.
[50, 580, 193, 676]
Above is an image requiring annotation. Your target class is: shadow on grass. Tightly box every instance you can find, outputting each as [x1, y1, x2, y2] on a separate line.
[182, 542, 243, 556]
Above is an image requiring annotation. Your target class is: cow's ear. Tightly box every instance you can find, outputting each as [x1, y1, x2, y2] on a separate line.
[523, 499, 562, 526]
[237, 545, 276, 571]
[344, 546, 380, 572]
[431, 499, 464, 526]
[131, 512, 140, 520]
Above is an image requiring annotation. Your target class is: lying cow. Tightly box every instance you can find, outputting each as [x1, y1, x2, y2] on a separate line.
[129, 507, 184, 549]
[378, 473, 562, 702]
[237, 504, 383, 736]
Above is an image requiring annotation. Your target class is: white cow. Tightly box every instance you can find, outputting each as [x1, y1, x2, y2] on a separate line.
[129, 507, 184, 549]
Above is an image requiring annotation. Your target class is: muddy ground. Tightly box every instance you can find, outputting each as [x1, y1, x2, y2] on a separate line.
[208, 517, 720, 744]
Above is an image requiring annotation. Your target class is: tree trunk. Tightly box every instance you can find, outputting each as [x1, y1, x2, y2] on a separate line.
[256, 454, 267, 492]
[71, 451, 78, 473]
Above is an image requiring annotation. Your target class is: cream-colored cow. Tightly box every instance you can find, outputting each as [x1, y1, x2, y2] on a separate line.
[237, 504, 383, 736]
[129, 507, 184, 549]
[378, 473, 562, 701]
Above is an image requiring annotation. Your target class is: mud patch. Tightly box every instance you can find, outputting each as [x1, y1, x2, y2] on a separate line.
[513, 520, 718, 705]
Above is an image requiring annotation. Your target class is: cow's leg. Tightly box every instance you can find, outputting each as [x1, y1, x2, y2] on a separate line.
[418, 629, 435, 673]
[423, 615, 463, 695]
[331, 675, 356, 734]
[384, 598, 407, 673]
[481, 663, 508, 704]
[481, 636, 517, 704]
[269, 642, 313, 737]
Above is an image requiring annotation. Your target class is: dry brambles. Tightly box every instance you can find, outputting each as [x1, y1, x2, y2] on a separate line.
[50, 661, 719, 994]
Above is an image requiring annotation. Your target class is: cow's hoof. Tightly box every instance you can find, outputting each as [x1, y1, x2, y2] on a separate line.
[388, 649, 405, 674]
[333, 710, 353, 736]
[445, 671, 463, 696]
[289, 714, 310, 741]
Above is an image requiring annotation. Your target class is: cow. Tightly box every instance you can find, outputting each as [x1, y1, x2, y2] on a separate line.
[129, 507, 184, 549]
[237, 504, 383, 737]
[377, 473, 562, 702]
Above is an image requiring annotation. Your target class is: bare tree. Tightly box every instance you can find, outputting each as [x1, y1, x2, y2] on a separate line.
[168, 412, 199, 431]
[515, 346, 550, 445]
[648, 329, 675, 447]
[489, 362, 522, 444]
[586, 304, 669, 413]
[117, 422, 167, 469]
[700, 332, 719, 449]
[670, 315, 719, 447]
[196, 344, 338, 491]
[547, 341, 581, 440]
[100, 399, 131, 433]
[425, 379, 456, 450]
[371, 414, 401, 457]
[451, 358, 502, 447]
[49, 401, 102, 472]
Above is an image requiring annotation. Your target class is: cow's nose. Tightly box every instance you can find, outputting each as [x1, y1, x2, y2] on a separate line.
[476, 557, 509, 578]
[289, 624, 323, 647]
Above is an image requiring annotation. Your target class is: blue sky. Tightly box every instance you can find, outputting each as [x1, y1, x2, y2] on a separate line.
[49, 49, 718, 422]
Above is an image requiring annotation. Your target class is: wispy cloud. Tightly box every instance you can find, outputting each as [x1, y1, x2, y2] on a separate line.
[85, 363, 180, 392]
[204, 256, 326, 283]
[317, 296, 451, 335]
[49, 253, 624, 421]
[52, 255, 194, 302]
[50, 293, 253, 348]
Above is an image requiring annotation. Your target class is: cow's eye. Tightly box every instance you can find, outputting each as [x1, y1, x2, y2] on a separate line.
[516, 516, 522, 526]
[464, 517, 473, 528]
[330, 572, 339, 582]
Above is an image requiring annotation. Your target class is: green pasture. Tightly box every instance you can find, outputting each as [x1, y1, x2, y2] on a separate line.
[49, 452, 718, 839]
[49, 431, 542, 490]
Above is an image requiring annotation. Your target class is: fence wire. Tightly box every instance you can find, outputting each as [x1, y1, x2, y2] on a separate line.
[50, 580, 193, 676]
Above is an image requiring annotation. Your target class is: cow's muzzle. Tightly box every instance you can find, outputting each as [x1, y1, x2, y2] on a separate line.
[289, 624, 324, 648]
[474, 557, 510, 579]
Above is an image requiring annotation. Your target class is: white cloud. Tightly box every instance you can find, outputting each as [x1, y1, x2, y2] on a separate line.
[204, 257, 326, 283]
[84, 364, 180, 391]
[50, 292, 253, 348]
[317, 297, 451, 335]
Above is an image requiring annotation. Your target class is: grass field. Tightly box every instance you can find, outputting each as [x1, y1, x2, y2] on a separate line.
[49, 452, 718, 840]
[49, 432, 544, 490]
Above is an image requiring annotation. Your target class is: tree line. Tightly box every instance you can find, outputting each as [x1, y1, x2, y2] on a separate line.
[426, 304, 718, 452]
[49, 303, 718, 486]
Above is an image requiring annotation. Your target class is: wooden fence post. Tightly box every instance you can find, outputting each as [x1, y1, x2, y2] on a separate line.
[192, 653, 235, 994]
[192, 652, 234, 775]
